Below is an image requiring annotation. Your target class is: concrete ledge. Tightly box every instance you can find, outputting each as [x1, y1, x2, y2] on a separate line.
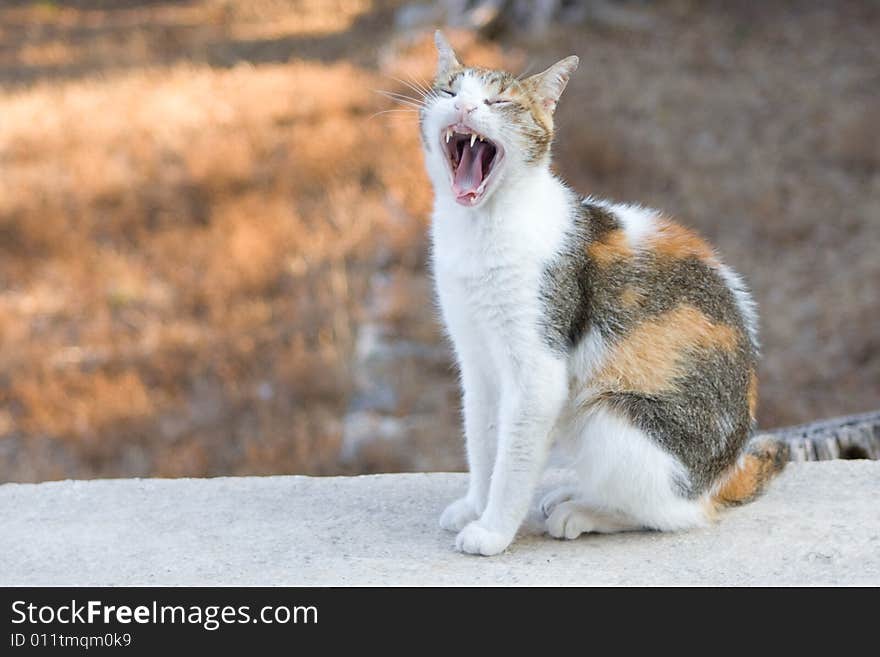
[1, 461, 878, 586]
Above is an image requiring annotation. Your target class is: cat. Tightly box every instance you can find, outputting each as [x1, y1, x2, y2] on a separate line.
[419, 31, 788, 556]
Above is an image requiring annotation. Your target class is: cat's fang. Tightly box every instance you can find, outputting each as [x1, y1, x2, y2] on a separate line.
[470, 134, 477, 147]
[446, 129, 452, 143]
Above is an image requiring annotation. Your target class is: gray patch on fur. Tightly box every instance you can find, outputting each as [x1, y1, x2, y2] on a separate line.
[539, 201, 619, 351]
[603, 344, 753, 496]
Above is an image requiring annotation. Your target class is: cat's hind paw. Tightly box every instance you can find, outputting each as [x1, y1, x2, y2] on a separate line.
[546, 501, 597, 540]
[539, 485, 579, 518]
[546, 501, 636, 538]
[455, 521, 511, 556]
[439, 497, 480, 533]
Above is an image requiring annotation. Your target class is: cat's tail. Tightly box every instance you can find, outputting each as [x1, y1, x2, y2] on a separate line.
[711, 434, 790, 507]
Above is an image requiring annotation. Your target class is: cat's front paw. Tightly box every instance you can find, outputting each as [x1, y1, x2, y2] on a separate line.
[439, 497, 480, 533]
[455, 521, 512, 556]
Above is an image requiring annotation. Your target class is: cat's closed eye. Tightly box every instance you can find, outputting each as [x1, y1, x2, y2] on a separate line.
[438, 88, 455, 97]
[484, 97, 513, 106]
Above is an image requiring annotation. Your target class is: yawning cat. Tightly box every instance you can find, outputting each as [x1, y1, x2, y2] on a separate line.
[420, 31, 787, 556]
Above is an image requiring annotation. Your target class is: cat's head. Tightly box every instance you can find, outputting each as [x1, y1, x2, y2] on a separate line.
[420, 31, 578, 208]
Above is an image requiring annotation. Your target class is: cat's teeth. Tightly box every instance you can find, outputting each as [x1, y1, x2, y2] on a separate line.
[445, 129, 452, 143]
[470, 134, 477, 147]
[479, 135, 484, 142]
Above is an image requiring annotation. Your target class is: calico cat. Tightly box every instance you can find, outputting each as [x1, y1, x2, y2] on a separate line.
[419, 31, 787, 556]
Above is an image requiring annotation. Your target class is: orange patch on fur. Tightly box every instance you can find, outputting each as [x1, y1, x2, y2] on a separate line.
[714, 455, 762, 505]
[593, 304, 739, 395]
[587, 229, 632, 267]
[712, 436, 788, 507]
[619, 285, 645, 308]
[649, 219, 716, 263]
[747, 370, 759, 421]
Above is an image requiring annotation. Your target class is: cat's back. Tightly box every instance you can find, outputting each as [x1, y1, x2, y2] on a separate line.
[543, 199, 757, 357]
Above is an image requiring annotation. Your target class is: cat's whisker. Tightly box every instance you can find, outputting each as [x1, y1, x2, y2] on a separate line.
[376, 88, 422, 99]
[367, 108, 420, 121]
[368, 108, 419, 115]
[392, 75, 426, 93]
[384, 75, 431, 100]
[374, 90, 426, 109]
[388, 75, 442, 106]
[405, 73, 434, 98]
[381, 100, 424, 111]
[374, 101, 423, 113]
[376, 90, 425, 105]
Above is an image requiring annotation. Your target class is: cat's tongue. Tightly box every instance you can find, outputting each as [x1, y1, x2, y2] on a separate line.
[453, 140, 487, 200]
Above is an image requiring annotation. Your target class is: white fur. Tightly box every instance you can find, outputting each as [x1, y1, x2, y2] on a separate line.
[568, 327, 607, 389]
[716, 262, 760, 352]
[424, 69, 720, 556]
[543, 405, 709, 533]
[595, 200, 658, 249]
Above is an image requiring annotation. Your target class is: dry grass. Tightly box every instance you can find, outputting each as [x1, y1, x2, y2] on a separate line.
[0, 59, 390, 479]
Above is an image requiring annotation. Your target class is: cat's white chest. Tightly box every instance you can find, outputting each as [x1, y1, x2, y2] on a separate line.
[431, 184, 572, 377]
[457, 265, 535, 350]
[434, 211, 542, 321]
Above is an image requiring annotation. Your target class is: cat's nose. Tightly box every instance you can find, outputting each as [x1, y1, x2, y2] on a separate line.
[454, 101, 477, 115]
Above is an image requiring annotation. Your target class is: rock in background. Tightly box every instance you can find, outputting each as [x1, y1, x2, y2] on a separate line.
[341, 263, 463, 472]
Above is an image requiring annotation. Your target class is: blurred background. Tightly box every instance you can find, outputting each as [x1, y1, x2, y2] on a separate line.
[0, 0, 877, 483]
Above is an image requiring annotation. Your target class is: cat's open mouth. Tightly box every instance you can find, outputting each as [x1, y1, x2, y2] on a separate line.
[441, 125, 503, 206]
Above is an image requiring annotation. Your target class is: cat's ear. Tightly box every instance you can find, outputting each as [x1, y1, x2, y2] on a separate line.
[526, 56, 579, 114]
[434, 30, 462, 79]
